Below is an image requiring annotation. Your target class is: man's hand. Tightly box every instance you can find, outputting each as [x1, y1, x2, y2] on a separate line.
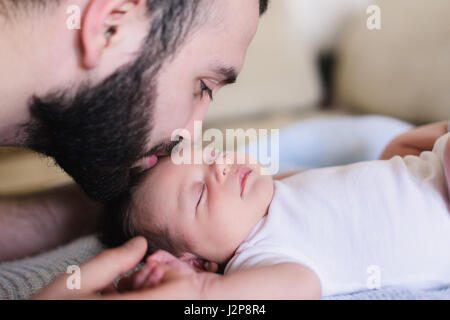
[380, 121, 448, 160]
[33, 240, 213, 300]
[33, 237, 148, 300]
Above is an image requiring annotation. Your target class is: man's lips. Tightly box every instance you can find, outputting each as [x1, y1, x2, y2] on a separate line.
[240, 168, 252, 197]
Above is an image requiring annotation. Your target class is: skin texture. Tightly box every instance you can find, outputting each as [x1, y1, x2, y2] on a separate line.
[0, 0, 263, 299]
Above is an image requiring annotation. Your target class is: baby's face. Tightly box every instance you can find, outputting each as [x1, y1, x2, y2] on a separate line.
[134, 151, 274, 264]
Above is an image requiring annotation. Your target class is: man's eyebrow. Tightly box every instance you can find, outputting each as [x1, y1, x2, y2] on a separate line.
[212, 65, 238, 85]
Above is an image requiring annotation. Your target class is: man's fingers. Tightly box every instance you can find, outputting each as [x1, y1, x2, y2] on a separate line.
[79, 237, 147, 294]
[143, 263, 166, 289]
[118, 263, 154, 292]
[133, 263, 154, 290]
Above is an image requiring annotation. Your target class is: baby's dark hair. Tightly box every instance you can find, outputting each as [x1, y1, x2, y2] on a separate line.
[100, 167, 188, 258]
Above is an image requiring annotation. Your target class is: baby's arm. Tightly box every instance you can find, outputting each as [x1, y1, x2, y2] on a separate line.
[380, 121, 449, 160]
[199, 262, 321, 300]
[131, 251, 321, 300]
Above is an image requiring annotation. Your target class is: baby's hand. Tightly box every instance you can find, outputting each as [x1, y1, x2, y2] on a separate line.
[380, 121, 449, 160]
[129, 251, 218, 300]
[118, 250, 218, 291]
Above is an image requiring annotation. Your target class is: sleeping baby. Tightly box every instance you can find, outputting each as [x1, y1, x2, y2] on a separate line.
[101, 121, 450, 299]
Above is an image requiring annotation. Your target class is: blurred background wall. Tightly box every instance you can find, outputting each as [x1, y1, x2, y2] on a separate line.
[1, 0, 449, 195]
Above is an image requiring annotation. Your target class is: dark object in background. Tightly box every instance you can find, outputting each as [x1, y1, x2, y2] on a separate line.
[318, 51, 337, 108]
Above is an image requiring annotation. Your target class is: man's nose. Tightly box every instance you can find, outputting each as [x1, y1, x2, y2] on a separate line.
[184, 103, 211, 141]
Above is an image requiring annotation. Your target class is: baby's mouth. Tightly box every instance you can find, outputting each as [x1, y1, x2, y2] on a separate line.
[239, 168, 252, 198]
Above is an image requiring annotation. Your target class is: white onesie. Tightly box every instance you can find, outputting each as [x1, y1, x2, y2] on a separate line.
[225, 132, 450, 297]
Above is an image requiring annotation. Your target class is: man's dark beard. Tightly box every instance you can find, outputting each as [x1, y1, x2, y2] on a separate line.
[24, 50, 158, 202]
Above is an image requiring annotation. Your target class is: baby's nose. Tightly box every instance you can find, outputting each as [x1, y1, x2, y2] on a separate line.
[214, 161, 231, 184]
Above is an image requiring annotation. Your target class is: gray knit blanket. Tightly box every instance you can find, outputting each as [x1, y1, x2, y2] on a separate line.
[1, 235, 449, 300]
[0, 235, 103, 299]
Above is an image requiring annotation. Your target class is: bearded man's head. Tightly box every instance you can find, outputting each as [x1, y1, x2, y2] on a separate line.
[13, 0, 269, 201]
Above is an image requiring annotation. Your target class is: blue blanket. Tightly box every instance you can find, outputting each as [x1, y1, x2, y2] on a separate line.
[243, 114, 414, 172]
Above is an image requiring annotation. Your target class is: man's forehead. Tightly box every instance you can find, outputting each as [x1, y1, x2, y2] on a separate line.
[200, 0, 260, 44]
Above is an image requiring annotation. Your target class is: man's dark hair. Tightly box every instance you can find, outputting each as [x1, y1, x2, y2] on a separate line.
[21, 0, 270, 202]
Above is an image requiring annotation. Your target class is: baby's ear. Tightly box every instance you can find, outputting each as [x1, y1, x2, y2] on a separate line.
[179, 253, 219, 273]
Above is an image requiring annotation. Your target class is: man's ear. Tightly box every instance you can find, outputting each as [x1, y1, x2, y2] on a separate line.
[81, 0, 147, 69]
[179, 253, 219, 273]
